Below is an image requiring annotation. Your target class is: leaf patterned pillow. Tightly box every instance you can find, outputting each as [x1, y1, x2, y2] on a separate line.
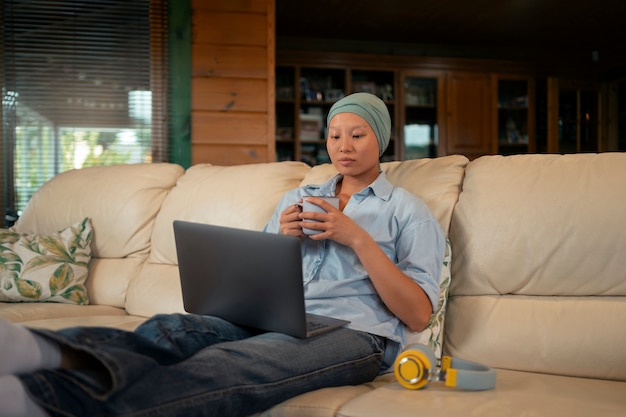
[0, 218, 93, 304]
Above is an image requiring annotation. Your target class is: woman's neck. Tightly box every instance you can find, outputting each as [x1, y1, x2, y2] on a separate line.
[336, 170, 380, 198]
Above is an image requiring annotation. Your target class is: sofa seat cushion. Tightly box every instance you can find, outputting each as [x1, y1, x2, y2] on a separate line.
[259, 375, 393, 417]
[334, 369, 626, 417]
[22, 315, 146, 332]
[0, 302, 127, 324]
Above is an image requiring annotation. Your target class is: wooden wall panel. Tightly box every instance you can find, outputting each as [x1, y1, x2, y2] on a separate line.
[191, 145, 270, 166]
[194, 12, 267, 47]
[193, 113, 268, 144]
[192, 45, 268, 79]
[192, 0, 267, 14]
[192, 78, 268, 112]
[190, 0, 275, 166]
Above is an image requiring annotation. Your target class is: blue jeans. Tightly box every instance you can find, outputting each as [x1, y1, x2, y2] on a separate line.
[20, 314, 388, 417]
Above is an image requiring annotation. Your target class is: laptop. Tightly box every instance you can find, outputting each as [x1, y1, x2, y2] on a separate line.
[173, 220, 350, 338]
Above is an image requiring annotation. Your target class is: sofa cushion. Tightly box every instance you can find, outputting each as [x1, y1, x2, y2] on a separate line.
[14, 163, 184, 309]
[447, 153, 626, 380]
[0, 302, 127, 324]
[149, 161, 311, 265]
[334, 369, 626, 417]
[126, 161, 311, 318]
[0, 218, 92, 304]
[300, 155, 469, 235]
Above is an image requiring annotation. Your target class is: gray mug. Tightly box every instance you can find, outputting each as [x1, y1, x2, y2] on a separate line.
[298, 196, 340, 235]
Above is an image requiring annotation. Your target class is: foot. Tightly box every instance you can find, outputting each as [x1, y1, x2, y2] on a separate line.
[0, 318, 60, 375]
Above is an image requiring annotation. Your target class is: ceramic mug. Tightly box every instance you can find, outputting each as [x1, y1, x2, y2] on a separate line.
[298, 196, 340, 235]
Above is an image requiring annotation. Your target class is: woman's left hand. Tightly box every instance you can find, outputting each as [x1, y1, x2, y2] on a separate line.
[298, 197, 367, 247]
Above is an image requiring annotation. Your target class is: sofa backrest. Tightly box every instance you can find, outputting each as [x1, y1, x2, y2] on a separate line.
[15, 163, 184, 308]
[124, 161, 311, 317]
[446, 154, 626, 381]
[300, 155, 470, 236]
[124, 157, 469, 319]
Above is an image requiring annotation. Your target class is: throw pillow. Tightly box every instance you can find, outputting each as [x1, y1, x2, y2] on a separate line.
[405, 238, 452, 359]
[0, 218, 93, 304]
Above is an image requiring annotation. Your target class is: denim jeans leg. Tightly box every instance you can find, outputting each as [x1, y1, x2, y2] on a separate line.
[21, 325, 385, 417]
[20, 314, 257, 411]
[101, 328, 384, 416]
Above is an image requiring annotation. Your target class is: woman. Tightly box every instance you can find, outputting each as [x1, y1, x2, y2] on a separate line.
[0, 93, 445, 417]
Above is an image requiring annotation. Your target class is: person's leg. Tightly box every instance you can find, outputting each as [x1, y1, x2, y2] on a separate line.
[21, 327, 386, 417]
[0, 319, 61, 375]
[2, 314, 257, 417]
[0, 376, 48, 417]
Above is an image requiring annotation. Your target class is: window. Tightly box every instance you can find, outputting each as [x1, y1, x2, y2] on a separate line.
[1, 0, 168, 224]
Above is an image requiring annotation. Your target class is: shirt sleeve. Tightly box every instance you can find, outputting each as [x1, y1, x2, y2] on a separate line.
[262, 189, 301, 234]
[395, 199, 446, 314]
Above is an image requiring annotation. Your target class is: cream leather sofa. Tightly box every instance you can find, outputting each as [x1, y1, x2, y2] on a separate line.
[1, 153, 624, 416]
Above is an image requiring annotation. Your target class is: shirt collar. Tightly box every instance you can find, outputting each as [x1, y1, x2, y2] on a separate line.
[305, 171, 393, 201]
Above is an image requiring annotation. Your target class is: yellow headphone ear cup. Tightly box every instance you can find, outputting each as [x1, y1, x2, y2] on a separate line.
[394, 344, 437, 390]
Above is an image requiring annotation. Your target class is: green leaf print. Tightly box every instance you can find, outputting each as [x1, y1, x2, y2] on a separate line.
[38, 235, 72, 260]
[49, 263, 74, 294]
[15, 277, 42, 299]
[59, 284, 88, 304]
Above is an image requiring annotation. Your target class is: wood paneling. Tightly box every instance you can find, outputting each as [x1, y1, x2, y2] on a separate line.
[190, 0, 275, 165]
[192, 45, 269, 79]
[193, 113, 268, 144]
[194, 12, 268, 47]
[191, 144, 270, 166]
[192, 78, 268, 112]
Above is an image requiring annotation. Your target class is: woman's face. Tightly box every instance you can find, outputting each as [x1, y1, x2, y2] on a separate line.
[326, 112, 381, 181]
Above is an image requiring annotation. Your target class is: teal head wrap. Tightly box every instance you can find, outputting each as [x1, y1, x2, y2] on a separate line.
[326, 92, 391, 156]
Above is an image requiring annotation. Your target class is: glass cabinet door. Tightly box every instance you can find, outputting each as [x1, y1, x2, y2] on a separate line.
[558, 89, 599, 153]
[496, 77, 535, 155]
[350, 69, 396, 161]
[547, 78, 601, 154]
[297, 67, 346, 165]
[401, 75, 440, 160]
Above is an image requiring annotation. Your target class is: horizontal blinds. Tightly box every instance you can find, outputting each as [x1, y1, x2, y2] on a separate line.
[1, 0, 167, 219]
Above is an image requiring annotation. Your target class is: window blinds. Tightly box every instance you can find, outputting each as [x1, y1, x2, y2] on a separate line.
[1, 0, 168, 221]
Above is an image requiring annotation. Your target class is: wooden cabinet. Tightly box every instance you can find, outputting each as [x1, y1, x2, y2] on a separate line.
[276, 51, 538, 164]
[275, 62, 398, 165]
[444, 71, 492, 159]
[436, 72, 537, 159]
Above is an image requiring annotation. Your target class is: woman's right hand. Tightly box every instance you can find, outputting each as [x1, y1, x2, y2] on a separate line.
[279, 201, 305, 237]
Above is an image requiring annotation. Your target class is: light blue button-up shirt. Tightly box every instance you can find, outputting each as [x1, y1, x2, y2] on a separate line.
[263, 172, 445, 350]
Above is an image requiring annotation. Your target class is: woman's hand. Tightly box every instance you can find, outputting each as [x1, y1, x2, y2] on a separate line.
[298, 197, 367, 247]
[279, 201, 306, 237]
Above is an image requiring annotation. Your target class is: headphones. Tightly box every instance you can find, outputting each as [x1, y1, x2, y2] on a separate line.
[394, 344, 496, 391]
